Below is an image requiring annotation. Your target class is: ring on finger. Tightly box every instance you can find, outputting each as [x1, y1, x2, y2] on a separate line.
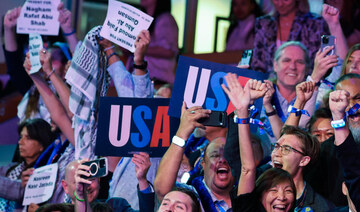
[42, 50, 46, 54]
[190, 111, 195, 114]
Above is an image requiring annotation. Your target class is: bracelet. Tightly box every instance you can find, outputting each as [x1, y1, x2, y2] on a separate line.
[63, 29, 76, 36]
[74, 190, 85, 202]
[288, 105, 310, 117]
[104, 45, 115, 52]
[233, 115, 250, 124]
[46, 68, 55, 80]
[265, 110, 277, 117]
[107, 52, 118, 61]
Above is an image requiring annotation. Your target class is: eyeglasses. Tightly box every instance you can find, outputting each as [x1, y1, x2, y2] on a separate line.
[271, 143, 306, 156]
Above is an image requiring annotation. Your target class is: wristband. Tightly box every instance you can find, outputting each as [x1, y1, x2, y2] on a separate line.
[265, 110, 277, 117]
[46, 68, 55, 80]
[63, 29, 76, 36]
[74, 190, 85, 202]
[331, 118, 346, 129]
[172, 136, 186, 148]
[104, 45, 115, 52]
[107, 52, 118, 61]
[233, 115, 250, 124]
[133, 60, 148, 70]
[288, 105, 310, 117]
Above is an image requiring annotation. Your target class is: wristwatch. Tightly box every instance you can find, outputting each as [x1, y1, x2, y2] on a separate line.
[133, 60, 148, 70]
[172, 136, 186, 147]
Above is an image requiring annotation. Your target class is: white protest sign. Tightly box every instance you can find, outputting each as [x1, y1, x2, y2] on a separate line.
[23, 163, 58, 205]
[17, 0, 60, 35]
[29, 33, 43, 74]
[100, 0, 153, 52]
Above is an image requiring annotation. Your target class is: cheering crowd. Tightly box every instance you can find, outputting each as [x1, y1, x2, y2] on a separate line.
[1, 0, 360, 211]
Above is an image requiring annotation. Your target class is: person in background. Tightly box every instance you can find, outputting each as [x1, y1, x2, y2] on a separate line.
[251, 1, 348, 75]
[307, 108, 334, 143]
[324, 0, 360, 47]
[135, 0, 179, 88]
[226, 0, 263, 51]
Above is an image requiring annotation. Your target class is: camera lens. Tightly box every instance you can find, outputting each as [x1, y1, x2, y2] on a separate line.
[322, 36, 329, 44]
[89, 162, 99, 176]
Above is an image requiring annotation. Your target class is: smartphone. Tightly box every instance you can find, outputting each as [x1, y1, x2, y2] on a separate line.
[321, 35, 336, 56]
[82, 158, 108, 179]
[238, 49, 253, 66]
[197, 111, 227, 127]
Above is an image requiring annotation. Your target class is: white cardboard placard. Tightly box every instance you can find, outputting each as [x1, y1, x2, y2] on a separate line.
[100, 0, 153, 52]
[29, 33, 43, 74]
[17, 0, 60, 35]
[23, 163, 58, 205]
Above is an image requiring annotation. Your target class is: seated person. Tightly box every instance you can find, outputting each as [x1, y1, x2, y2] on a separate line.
[0, 119, 55, 211]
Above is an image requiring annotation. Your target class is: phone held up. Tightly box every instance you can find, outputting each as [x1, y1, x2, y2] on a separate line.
[197, 111, 227, 127]
[321, 35, 336, 56]
[238, 49, 253, 66]
[82, 158, 108, 179]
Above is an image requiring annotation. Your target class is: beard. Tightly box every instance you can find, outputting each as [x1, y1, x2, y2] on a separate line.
[349, 123, 360, 144]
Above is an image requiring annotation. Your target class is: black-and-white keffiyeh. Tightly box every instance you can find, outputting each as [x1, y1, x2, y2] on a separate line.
[0, 162, 25, 211]
[65, 25, 110, 159]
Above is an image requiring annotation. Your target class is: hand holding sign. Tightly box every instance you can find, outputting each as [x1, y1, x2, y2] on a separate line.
[21, 168, 35, 188]
[4, 7, 22, 30]
[23, 163, 58, 205]
[134, 30, 151, 67]
[100, 0, 153, 52]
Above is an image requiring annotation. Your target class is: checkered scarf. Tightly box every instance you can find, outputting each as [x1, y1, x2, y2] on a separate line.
[65, 25, 110, 159]
[0, 162, 25, 211]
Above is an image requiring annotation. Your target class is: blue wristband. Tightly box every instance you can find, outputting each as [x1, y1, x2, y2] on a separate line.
[233, 115, 250, 124]
[63, 29, 76, 36]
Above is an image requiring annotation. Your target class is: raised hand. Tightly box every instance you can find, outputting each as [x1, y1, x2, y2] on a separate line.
[295, 81, 316, 105]
[132, 152, 151, 182]
[134, 30, 151, 65]
[329, 90, 350, 119]
[311, 48, 338, 83]
[248, 78, 267, 103]
[322, 4, 340, 26]
[263, 80, 275, 107]
[39, 49, 53, 76]
[74, 159, 92, 199]
[4, 7, 21, 30]
[176, 102, 211, 140]
[57, 2, 73, 34]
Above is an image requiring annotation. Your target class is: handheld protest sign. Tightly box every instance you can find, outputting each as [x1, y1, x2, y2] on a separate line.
[100, 0, 153, 52]
[168, 56, 268, 118]
[17, 0, 60, 35]
[95, 97, 180, 157]
[23, 163, 58, 205]
[29, 33, 43, 74]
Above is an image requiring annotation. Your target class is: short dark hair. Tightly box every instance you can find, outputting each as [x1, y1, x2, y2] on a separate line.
[254, 168, 296, 210]
[171, 187, 201, 212]
[18, 118, 55, 149]
[280, 125, 320, 171]
[307, 108, 332, 132]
